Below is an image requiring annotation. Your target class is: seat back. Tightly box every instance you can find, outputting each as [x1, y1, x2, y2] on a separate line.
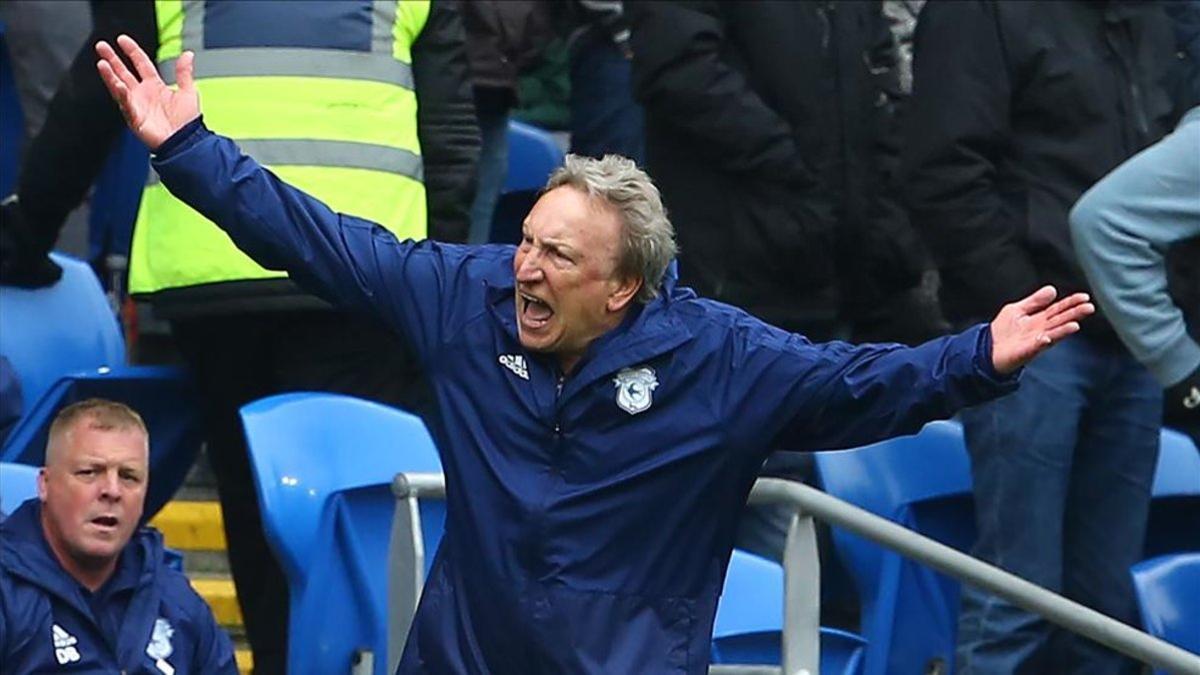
[504, 119, 565, 193]
[1131, 552, 1200, 675]
[0, 253, 125, 407]
[1146, 429, 1200, 558]
[0, 461, 39, 515]
[240, 392, 442, 675]
[814, 420, 973, 675]
[710, 549, 867, 674]
[714, 549, 785, 642]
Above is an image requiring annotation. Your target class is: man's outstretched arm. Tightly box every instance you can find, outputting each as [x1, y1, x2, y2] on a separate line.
[94, 36, 458, 357]
[728, 287, 1094, 453]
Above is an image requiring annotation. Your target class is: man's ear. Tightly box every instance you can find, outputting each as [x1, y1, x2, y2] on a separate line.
[37, 468, 49, 501]
[607, 275, 643, 313]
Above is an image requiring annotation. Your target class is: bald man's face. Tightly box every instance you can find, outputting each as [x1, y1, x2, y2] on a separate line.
[38, 420, 149, 570]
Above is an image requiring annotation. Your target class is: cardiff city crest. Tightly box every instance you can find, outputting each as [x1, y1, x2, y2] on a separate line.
[146, 617, 175, 662]
[613, 366, 658, 415]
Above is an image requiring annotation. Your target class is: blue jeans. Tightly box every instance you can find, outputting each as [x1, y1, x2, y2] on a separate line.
[468, 105, 509, 244]
[956, 337, 1161, 675]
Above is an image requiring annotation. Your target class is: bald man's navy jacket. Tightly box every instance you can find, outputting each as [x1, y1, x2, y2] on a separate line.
[150, 120, 1018, 674]
[0, 500, 237, 674]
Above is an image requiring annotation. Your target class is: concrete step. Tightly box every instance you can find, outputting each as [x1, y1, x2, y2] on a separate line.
[191, 575, 251, 674]
[190, 577, 243, 628]
[150, 500, 226, 551]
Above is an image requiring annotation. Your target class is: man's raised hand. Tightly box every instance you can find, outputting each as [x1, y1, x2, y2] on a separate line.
[95, 35, 199, 151]
[990, 285, 1095, 374]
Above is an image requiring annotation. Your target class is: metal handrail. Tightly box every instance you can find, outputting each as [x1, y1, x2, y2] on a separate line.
[387, 472, 447, 674]
[385, 472, 1200, 675]
[750, 477, 1200, 675]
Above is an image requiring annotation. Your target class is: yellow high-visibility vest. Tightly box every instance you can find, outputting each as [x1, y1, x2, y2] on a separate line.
[130, 0, 430, 296]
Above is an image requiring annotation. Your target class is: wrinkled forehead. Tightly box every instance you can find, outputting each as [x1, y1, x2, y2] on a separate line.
[527, 187, 624, 256]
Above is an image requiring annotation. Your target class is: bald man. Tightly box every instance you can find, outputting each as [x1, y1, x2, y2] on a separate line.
[0, 398, 236, 674]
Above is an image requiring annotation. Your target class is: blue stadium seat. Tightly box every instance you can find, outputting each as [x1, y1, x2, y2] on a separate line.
[1131, 552, 1200, 675]
[0, 461, 38, 515]
[0, 253, 201, 519]
[489, 120, 565, 245]
[711, 549, 866, 674]
[504, 119, 565, 193]
[814, 420, 973, 675]
[0, 253, 124, 406]
[1145, 428, 1200, 558]
[240, 392, 443, 675]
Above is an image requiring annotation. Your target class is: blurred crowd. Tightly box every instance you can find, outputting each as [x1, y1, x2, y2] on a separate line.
[0, 1, 1197, 674]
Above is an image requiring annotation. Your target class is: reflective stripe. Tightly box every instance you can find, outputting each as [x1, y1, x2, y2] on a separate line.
[372, 0, 398, 54]
[137, 0, 427, 295]
[146, 139, 422, 185]
[180, 0, 203, 52]
[159, 48, 414, 87]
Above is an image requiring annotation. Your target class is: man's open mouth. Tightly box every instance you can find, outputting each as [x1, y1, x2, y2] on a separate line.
[520, 292, 554, 327]
[91, 516, 119, 529]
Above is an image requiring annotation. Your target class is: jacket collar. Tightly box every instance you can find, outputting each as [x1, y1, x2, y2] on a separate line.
[485, 260, 696, 400]
[0, 499, 163, 620]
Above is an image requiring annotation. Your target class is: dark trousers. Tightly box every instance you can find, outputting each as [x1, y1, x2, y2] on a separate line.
[172, 310, 430, 674]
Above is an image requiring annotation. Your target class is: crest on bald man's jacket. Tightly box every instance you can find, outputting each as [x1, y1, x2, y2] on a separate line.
[147, 617, 175, 674]
[614, 366, 658, 415]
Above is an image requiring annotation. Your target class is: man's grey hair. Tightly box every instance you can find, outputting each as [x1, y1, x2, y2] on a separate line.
[545, 154, 677, 303]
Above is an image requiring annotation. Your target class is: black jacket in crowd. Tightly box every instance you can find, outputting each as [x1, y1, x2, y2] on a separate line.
[460, 1, 554, 97]
[3, 0, 480, 308]
[902, 0, 1179, 341]
[628, 0, 931, 338]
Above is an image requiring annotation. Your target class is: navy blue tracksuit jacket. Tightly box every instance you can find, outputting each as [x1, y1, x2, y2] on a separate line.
[0, 500, 237, 674]
[151, 119, 1018, 674]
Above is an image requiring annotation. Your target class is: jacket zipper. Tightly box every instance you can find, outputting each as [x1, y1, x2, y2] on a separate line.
[554, 372, 565, 436]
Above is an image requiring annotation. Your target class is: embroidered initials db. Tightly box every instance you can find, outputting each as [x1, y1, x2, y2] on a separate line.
[52, 623, 81, 665]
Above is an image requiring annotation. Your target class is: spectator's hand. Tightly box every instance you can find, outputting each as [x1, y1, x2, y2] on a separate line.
[95, 35, 199, 151]
[0, 197, 62, 288]
[990, 285, 1094, 374]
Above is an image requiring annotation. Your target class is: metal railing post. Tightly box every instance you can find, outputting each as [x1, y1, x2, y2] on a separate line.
[782, 511, 819, 675]
[387, 472, 446, 674]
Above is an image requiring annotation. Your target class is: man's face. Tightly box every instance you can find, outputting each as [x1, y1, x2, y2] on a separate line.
[513, 186, 640, 371]
[38, 421, 148, 568]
